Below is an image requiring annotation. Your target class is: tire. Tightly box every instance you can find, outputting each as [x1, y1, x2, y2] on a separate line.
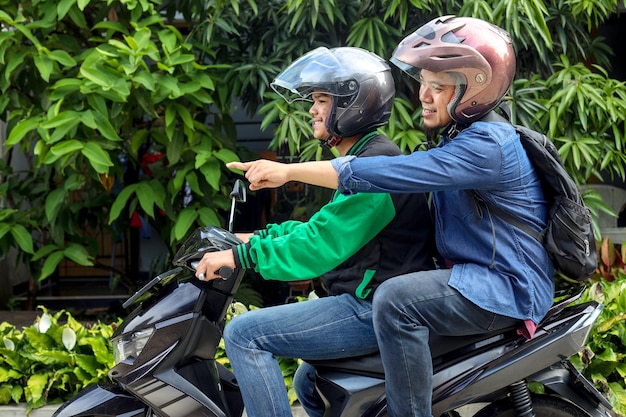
[473, 395, 592, 417]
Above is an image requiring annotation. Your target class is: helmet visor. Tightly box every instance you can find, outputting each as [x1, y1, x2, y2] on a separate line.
[390, 56, 422, 81]
[391, 60, 466, 92]
[271, 47, 360, 103]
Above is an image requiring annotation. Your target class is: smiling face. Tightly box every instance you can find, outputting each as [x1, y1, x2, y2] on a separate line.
[309, 92, 333, 140]
[418, 69, 457, 129]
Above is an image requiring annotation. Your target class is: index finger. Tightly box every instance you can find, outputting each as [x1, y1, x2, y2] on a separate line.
[227, 161, 249, 172]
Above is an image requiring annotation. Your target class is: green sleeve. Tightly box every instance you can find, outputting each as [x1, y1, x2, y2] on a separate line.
[235, 192, 396, 281]
[264, 220, 305, 237]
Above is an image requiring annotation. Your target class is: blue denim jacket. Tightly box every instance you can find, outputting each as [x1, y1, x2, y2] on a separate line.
[330, 121, 555, 324]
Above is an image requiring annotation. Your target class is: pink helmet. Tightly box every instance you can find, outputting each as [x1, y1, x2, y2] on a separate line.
[390, 15, 516, 123]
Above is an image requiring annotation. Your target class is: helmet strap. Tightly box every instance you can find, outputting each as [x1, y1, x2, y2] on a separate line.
[446, 122, 462, 140]
[321, 135, 343, 148]
[446, 121, 470, 140]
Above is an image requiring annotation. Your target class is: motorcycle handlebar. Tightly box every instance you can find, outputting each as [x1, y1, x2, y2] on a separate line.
[191, 262, 234, 280]
[218, 266, 235, 279]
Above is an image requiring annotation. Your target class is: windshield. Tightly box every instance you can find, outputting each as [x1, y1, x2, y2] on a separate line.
[172, 226, 243, 269]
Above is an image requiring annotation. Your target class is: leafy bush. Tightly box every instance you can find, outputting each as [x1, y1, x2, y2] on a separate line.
[0, 308, 118, 413]
[0, 0, 240, 301]
[570, 238, 626, 416]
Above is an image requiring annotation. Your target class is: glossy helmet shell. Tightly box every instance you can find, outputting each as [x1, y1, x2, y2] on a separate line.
[390, 15, 515, 123]
[271, 47, 395, 137]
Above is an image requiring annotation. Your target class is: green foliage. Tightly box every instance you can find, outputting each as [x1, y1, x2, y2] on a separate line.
[0, 0, 241, 286]
[510, 59, 626, 185]
[571, 240, 626, 416]
[382, 97, 429, 154]
[258, 94, 314, 159]
[0, 308, 118, 413]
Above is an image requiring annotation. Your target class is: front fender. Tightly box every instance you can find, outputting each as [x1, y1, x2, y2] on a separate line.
[52, 382, 145, 417]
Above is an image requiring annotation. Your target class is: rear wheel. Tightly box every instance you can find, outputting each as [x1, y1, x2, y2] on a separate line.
[473, 395, 592, 417]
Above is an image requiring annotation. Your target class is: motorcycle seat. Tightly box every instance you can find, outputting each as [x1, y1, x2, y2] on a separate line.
[305, 326, 519, 377]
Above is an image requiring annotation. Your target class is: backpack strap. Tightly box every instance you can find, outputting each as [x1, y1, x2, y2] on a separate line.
[470, 191, 542, 241]
[471, 107, 542, 242]
[480, 107, 510, 124]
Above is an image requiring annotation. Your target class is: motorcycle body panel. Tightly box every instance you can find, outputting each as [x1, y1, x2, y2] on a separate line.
[54, 267, 244, 417]
[311, 299, 612, 417]
[111, 276, 244, 417]
[51, 383, 145, 417]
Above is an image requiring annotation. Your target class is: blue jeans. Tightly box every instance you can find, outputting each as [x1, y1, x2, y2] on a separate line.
[223, 293, 378, 417]
[293, 362, 323, 417]
[372, 269, 521, 417]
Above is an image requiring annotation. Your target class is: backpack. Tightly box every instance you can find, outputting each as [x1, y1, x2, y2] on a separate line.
[474, 111, 597, 281]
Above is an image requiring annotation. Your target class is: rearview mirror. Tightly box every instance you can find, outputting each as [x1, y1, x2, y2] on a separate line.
[230, 179, 247, 203]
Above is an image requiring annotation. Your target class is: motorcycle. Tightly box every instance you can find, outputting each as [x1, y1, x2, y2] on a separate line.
[52, 180, 614, 417]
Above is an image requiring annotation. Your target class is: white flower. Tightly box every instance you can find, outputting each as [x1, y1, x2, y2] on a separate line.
[3, 337, 15, 351]
[62, 327, 77, 351]
[38, 313, 52, 333]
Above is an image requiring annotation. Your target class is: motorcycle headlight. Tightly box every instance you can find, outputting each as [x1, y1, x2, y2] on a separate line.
[113, 328, 155, 365]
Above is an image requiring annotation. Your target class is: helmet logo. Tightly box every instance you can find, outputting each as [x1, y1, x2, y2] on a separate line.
[475, 73, 486, 83]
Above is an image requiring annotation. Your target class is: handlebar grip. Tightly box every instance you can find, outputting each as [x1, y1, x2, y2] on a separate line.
[218, 266, 235, 279]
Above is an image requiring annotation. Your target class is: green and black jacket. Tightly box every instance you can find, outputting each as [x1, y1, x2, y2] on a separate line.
[233, 132, 436, 300]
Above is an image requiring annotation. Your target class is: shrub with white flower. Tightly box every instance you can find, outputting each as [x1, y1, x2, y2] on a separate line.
[0, 307, 118, 411]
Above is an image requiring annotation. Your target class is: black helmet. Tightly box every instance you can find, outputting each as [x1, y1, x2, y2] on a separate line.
[271, 47, 395, 138]
[390, 15, 516, 123]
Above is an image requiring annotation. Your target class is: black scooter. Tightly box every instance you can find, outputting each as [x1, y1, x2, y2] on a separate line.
[52, 180, 614, 417]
